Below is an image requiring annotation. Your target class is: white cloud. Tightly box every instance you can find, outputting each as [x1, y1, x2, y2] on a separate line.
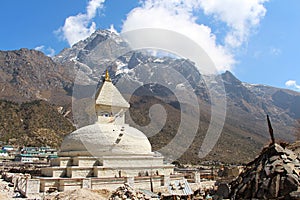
[47, 48, 56, 57]
[199, 0, 269, 48]
[34, 45, 56, 57]
[108, 24, 118, 34]
[57, 0, 105, 46]
[285, 80, 300, 90]
[34, 45, 45, 52]
[121, 0, 268, 72]
[270, 47, 281, 56]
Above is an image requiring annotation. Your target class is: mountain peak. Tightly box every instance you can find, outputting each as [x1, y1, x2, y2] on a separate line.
[71, 29, 119, 50]
[222, 70, 241, 85]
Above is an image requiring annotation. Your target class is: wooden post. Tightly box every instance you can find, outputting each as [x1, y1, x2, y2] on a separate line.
[267, 115, 275, 145]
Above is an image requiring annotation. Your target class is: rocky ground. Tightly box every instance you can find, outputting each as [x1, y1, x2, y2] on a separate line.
[0, 171, 111, 200]
[0, 178, 23, 199]
[0, 179, 111, 200]
[2, 142, 300, 199]
[43, 189, 111, 200]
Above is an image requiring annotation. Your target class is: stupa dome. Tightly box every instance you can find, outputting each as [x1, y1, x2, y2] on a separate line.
[60, 124, 152, 156]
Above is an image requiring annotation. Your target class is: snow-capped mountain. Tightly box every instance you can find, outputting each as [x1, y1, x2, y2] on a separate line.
[53, 30, 300, 143]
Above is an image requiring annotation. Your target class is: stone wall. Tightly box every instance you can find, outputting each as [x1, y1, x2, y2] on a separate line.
[39, 174, 184, 192]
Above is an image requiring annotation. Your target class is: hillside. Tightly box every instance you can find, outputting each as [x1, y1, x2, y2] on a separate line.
[0, 48, 73, 104]
[0, 100, 75, 148]
[128, 95, 264, 164]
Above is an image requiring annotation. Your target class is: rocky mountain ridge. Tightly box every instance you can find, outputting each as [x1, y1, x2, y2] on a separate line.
[0, 48, 73, 104]
[53, 29, 300, 141]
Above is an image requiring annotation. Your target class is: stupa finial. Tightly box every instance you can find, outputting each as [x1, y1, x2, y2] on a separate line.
[105, 69, 112, 82]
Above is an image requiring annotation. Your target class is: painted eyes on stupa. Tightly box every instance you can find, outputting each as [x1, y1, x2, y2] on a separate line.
[100, 112, 111, 117]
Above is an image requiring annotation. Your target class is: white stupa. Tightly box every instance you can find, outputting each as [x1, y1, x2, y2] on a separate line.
[60, 70, 152, 157]
[39, 70, 174, 192]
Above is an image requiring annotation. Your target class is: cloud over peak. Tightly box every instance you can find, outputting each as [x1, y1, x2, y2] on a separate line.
[286, 80, 300, 90]
[55, 0, 268, 73]
[121, 0, 268, 72]
[34, 45, 55, 57]
[57, 0, 105, 46]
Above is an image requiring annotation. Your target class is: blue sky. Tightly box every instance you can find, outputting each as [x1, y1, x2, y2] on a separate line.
[0, 0, 299, 91]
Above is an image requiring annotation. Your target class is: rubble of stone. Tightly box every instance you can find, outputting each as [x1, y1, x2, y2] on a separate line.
[228, 143, 300, 199]
[288, 141, 300, 156]
[2, 172, 31, 183]
[44, 188, 111, 200]
[109, 183, 157, 200]
[0, 176, 18, 199]
[0, 172, 34, 199]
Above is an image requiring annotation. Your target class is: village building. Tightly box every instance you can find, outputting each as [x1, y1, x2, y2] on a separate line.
[37, 71, 191, 193]
[0, 146, 15, 162]
[0, 149, 9, 157]
[14, 146, 58, 163]
[2, 145, 14, 152]
[14, 153, 39, 163]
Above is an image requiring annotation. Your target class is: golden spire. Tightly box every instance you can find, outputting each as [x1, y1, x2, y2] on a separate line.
[105, 69, 112, 82]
